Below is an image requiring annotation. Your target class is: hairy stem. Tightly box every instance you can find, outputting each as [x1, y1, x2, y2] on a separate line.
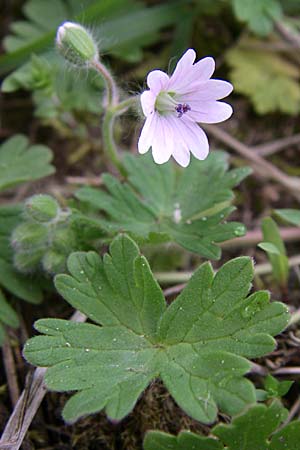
[91, 58, 138, 173]
[102, 97, 138, 175]
[91, 58, 119, 106]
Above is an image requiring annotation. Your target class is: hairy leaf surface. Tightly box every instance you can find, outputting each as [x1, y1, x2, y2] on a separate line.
[76, 152, 250, 260]
[24, 235, 289, 423]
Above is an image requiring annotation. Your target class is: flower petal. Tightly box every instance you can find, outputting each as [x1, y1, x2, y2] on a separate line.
[188, 101, 233, 124]
[165, 117, 192, 167]
[172, 144, 190, 167]
[140, 90, 156, 117]
[180, 119, 209, 160]
[151, 116, 174, 164]
[169, 115, 209, 161]
[138, 113, 157, 154]
[182, 80, 233, 102]
[192, 56, 215, 81]
[168, 49, 196, 91]
[147, 70, 169, 94]
[169, 55, 215, 94]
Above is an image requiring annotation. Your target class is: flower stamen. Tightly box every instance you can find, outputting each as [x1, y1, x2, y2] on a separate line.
[175, 103, 191, 118]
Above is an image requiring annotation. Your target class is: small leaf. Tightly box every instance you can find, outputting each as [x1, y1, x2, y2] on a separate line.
[76, 152, 250, 260]
[226, 40, 300, 115]
[232, 0, 282, 36]
[143, 401, 300, 450]
[24, 234, 289, 423]
[275, 208, 300, 226]
[260, 217, 289, 287]
[0, 134, 54, 192]
[258, 242, 281, 255]
[264, 374, 293, 398]
[2, 54, 54, 94]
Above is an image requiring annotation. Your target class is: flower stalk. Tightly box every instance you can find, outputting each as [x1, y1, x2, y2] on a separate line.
[101, 96, 138, 176]
[90, 59, 119, 107]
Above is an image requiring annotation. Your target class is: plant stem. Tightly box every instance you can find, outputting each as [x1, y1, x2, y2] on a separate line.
[111, 96, 138, 114]
[101, 97, 138, 176]
[91, 58, 119, 106]
[91, 58, 139, 174]
[155, 254, 300, 284]
[289, 308, 300, 326]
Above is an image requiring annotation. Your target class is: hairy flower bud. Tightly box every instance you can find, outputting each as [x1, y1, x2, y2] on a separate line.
[11, 222, 48, 251]
[25, 194, 59, 223]
[14, 249, 44, 273]
[42, 250, 66, 275]
[56, 21, 98, 66]
[52, 227, 76, 253]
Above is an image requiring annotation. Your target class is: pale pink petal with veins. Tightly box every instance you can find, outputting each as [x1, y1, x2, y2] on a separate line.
[138, 48, 233, 167]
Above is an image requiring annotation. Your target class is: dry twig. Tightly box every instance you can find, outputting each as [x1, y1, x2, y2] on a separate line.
[2, 337, 20, 408]
[252, 133, 300, 157]
[222, 227, 300, 249]
[204, 125, 300, 201]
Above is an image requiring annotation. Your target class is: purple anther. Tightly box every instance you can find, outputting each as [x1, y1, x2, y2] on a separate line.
[175, 103, 191, 118]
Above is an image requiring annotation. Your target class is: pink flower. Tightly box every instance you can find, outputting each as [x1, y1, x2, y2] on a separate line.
[138, 49, 233, 167]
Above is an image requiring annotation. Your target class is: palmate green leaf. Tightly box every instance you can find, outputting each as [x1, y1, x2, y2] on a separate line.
[24, 234, 289, 423]
[76, 152, 250, 260]
[2, 53, 105, 118]
[231, 0, 282, 36]
[0, 135, 54, 192]
[144, 401, 300, 450]
[2, 54, 54, 94]
[226, 42, 300, 115]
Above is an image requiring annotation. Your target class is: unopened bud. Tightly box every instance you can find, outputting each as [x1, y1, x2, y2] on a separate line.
[56, 21, 98, 66]
[25, 194, 59, 223]
[14, 249, 44, 273]
[53, 227, 76, 253]
[42, 250, 66, 275]
[11, 223, 47, 251]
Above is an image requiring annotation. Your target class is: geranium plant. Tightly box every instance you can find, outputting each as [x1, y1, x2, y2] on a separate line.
[1, 4, 300, 449]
